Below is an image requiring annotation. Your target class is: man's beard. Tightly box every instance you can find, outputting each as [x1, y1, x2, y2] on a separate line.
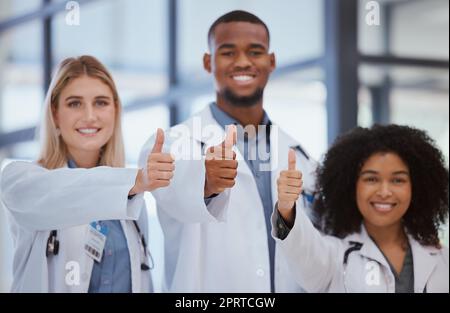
[221, 87, 264, 108]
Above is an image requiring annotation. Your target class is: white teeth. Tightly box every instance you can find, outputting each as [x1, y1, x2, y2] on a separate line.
[233, 75, 253, 82]
[78, 128, 99, 134]
[373, 203, 394, 211]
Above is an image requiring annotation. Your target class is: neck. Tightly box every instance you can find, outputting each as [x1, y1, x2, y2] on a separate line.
[364, 221, 407, 249]
[216, 98, 265, 129]
[68, 149, 100, 169]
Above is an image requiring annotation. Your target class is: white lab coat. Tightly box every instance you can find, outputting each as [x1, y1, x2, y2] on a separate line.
[272, 204, 449, 293]
[0, 161, 153, 293]
[139, 105, 318, 292]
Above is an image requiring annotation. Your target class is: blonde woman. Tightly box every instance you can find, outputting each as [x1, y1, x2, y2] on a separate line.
[0, 56, 175, 292]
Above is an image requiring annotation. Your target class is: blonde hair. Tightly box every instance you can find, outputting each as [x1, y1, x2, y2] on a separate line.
[37, 55, 125, 169]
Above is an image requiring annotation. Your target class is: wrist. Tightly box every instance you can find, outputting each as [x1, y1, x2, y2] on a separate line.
[277, 202, 296, 228]
[129, 169, 144, 195]
[204, 182, 214, 198]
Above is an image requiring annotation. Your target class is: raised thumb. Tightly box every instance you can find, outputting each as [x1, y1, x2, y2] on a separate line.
[151, 128, 165, 153]
[288, 148, 296, 170]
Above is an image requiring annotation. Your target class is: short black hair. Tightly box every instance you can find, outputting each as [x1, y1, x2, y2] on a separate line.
[207, 10, 270, 48]
[314, 124, 449, 248]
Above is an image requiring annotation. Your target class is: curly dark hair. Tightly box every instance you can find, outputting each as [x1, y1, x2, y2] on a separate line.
[314, 124, 449, 248]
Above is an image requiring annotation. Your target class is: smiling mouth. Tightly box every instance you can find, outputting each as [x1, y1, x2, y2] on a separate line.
[77, 128, 101, 136]
[231, 74, 256, 84]
[370, 202, 397, 213]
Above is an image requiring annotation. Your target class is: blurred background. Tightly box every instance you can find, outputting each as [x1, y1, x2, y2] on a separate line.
[0, 0, 448, 292]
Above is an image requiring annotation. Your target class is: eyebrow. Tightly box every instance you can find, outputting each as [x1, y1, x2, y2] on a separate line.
[360, 170, 410, 176]
[249, 43, 267, 50]
[64, 95, 112, 101]
[217, 43, 236, 50]
[217, 43, 268, 50]
[95, 96, 112, 100]
[65, 96, 82, 101]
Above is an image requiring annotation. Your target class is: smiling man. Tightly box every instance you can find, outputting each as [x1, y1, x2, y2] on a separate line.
[139, 10, 318, 293]
[204, 14, 274, 116]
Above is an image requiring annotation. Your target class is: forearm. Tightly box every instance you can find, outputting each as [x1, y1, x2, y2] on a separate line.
[273, 203, 338, 292]
[1, 162, 142, 230]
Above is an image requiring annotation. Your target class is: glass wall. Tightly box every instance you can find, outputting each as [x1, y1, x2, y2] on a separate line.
[0, 20, 43, 135]
[358, 0, 449, 245]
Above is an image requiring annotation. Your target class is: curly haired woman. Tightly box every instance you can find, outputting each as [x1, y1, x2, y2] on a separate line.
[272, 125, 448, 293]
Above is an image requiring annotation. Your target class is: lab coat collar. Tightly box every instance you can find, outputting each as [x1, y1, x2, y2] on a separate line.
[209, 102, 271, 131]
[270, 125, 303, 169]
[345, 226, 392, 270]
[189, 104, 225, 145]
[346, 225, 442, 292]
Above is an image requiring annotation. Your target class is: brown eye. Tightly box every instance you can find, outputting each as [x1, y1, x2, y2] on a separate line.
[221, 51, 234, 57]
[68, 101, 81, 108]
[363, 176, 378, 183]
[96, 100, 109, 107]
[392, 178, 407, 184]
[249, 51, 263, 56]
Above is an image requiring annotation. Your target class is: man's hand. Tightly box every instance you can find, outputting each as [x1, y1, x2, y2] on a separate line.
[204, 125, 238, 198]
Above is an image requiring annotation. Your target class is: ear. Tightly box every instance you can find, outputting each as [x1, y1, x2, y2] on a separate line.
[269, 53, 276, 73]
[203, 53, 212, 73]
[51, 105, 59, 128]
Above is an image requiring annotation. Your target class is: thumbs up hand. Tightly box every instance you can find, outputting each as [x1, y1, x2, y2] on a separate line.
[204, 125, 238, 198]
[277, 149, 303, 226]
[130, 128, 175, 196]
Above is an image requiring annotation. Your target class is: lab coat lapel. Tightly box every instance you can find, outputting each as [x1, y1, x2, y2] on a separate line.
[75, 225, 95, 292]
[121, 220, 140, 292]
[79, 245, 95, 292]
[408, 234, 440, 293]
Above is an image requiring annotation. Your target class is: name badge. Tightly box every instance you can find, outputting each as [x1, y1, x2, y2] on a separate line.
[84, 222, 108, 263]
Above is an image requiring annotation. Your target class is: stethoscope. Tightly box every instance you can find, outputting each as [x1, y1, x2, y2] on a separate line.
[342, 240, 425, 293]
[132, 220, 154, 271]
[342, 241, 365, 293]
[46, 220, 154, 271]
[342, 241, 392, 293]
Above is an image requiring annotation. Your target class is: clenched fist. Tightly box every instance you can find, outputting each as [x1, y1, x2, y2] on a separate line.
[204, 125, 238, 198]
[277, 149, 303, 227]
[130, 128, 175, 195]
